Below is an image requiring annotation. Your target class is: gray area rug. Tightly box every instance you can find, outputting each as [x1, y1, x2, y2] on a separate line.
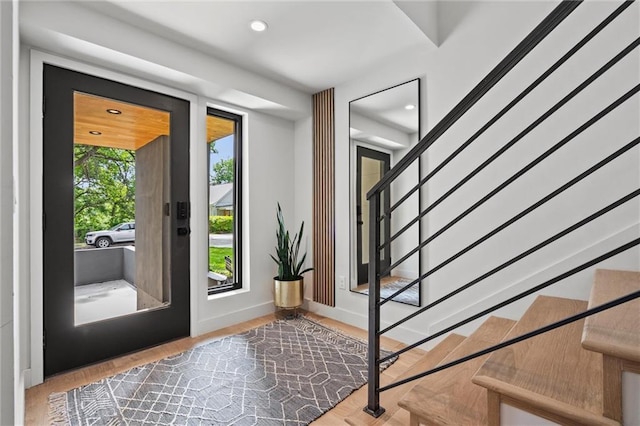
[356, 278, 419, 306]
[49, 316, 396, 425]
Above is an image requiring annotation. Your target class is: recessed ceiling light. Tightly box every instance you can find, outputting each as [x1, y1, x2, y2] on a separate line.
[250, 20, 268, 32]
[404, 104, 416, 111]
[106, 109, 122, 115]
[89, 131, 102, 135]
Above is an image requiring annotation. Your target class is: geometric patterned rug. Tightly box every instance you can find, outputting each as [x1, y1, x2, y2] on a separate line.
[49, 316, 396, 425]
[355, 278, 420, 306]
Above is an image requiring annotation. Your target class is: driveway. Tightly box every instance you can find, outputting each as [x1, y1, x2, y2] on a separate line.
[209, 233, 233, 247]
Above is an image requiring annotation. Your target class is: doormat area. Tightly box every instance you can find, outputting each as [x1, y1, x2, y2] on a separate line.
[49, 316, 396, 425]
[355, 278, 420, 306]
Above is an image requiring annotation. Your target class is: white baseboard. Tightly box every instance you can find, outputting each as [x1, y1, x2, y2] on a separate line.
[15, 370, 27, 423]
[304, 299, 428, 346]
[196, 301, 275, 335]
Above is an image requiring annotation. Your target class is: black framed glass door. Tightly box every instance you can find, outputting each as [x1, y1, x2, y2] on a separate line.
[356, 146, 391, 284]
[43, 64, 190, 376]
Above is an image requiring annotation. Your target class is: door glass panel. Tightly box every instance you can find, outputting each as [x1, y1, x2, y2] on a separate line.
[361, 156, 385, 263]
[206, 114, 237, 292]
[73, 92, 171, 325]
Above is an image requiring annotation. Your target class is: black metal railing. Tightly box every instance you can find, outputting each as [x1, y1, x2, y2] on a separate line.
[364, 0, 639, 417]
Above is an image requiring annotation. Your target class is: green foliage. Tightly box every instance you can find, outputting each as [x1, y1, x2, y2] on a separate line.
[209, 216, 234, 234]
[270, 203, 312, 280]
[209, 247, 233, 276]
[210, 158, 234, 184]
[74, 145, 135, 241]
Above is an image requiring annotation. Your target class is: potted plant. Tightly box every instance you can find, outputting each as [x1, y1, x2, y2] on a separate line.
[270, 203, 312, 310]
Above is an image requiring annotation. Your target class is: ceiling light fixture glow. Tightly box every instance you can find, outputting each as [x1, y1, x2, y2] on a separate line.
[89, 131, 102, 135]
[250, 20, 268, 32]
[404, 104, 416, 111]
[106, 109, 122, 115]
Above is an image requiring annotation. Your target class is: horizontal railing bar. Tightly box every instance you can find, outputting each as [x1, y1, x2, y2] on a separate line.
[367, 0, 581, 201]
[380, 134, 639, 307]
[379, 188, 640, 332]
[379, 38, 640, 258]
[379, 237, 640, 363]
[380, 81, 640, 278]
[379, 0, 634, 223]
[378, 289, 640, 393]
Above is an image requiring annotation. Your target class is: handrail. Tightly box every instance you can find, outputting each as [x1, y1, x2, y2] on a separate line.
[380, 289, 640, 392]
[366, 0, 581, 201]
[380, 188, 640, 332]
[380, 82, 639, 279]
[379, 0, 634, 222]
[379, 238, 640, 364]
[379, 39, 639, 253]
[364, 0, 638, 417]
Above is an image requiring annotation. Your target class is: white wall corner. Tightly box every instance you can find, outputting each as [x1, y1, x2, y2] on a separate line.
[393, 1, 439, 47]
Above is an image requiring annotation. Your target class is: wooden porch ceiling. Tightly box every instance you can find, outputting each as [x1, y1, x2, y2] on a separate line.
[74, 92, 170, 150]
[74, 92, 235, 151]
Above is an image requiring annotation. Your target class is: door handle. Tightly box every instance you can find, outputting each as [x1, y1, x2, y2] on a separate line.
[177, 226, 191, 236]
[357, 220, 364, 225]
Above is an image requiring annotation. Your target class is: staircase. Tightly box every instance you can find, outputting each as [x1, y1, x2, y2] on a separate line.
[358, 0, 639, 424]
[344, 269, 639, 425]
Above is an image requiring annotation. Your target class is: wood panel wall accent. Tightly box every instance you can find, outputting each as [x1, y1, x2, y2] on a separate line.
[312, 88, 335, 307]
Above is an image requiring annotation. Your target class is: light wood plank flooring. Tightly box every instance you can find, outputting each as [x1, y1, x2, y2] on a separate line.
[353, 276, 406, 293]
[25, 311, 425, 425]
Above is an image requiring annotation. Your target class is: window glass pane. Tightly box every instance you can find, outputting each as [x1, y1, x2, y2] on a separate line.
[206, 113, 240, 294]
[73, 92, 171, 325]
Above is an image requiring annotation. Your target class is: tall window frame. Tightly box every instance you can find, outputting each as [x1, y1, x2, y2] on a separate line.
[206, 108, 243, 295]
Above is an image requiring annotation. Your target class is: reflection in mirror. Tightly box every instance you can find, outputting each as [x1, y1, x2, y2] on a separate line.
[349, 79, 421, 306]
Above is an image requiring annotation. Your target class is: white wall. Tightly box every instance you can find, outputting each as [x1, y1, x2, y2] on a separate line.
[0, 1, 19, 424]
[294, 116, 314, 301]
[303, 0, 640, 344]
[197, 105, 297, 332]
[0, 0, 15, 422]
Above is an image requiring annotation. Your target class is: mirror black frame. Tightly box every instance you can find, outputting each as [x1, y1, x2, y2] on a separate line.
[348, 78, 422, 307]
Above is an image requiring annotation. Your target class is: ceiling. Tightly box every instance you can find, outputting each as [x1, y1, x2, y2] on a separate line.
[75, 93, 234, 150]
[74, 93, 170, 150]
[81, 0, 434, 93]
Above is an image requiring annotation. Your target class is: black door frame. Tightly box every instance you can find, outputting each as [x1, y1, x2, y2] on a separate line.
[356, 146, 391, 285]
[43, 64, 191, 377]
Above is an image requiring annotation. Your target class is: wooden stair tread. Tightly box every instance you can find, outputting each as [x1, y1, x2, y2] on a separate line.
[344, 333, 466, 426]
[398, 316, 516, 425]
[473, 296, 617, 425]
[582, 269, 640, 362]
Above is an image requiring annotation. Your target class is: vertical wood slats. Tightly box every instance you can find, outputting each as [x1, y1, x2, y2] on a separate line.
[312, 88, 335, 307]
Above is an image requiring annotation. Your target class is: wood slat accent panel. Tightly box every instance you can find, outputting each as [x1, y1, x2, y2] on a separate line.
[313, 88, 335, 307]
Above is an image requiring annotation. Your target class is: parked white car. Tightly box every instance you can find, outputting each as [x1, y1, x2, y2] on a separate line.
[85, 222, 135, 248]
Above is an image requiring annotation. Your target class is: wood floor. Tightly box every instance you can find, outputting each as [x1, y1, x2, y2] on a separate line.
[25, 311, 425, 425]
[353, 275, 406, 293]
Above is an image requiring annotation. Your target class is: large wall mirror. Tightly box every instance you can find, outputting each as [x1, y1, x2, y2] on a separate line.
[349, 78, 421, 306]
